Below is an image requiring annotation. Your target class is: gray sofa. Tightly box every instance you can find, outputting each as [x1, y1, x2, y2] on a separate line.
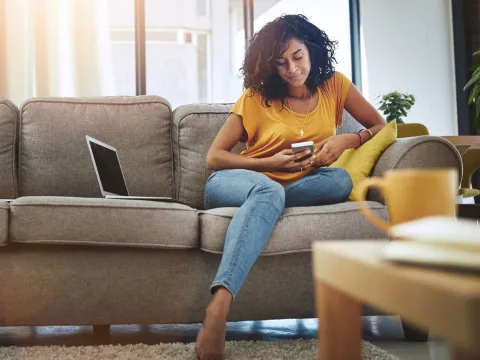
[0, 96, 462, 329]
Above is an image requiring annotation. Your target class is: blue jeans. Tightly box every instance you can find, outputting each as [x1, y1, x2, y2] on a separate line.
[204, 167, 353, 299]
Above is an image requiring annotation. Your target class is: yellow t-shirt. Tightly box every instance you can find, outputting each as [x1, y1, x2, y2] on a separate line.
[230, 71, 352, 186]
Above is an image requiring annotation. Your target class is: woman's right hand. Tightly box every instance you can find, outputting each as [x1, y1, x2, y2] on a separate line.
[266, 149, 313, 172]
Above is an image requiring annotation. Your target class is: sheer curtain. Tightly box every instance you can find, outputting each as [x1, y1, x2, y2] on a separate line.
[0, 0, 116, 105]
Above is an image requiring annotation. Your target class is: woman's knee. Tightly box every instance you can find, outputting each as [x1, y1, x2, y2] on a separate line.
[204, 169, 285, 209]
[241, 177, 285, 214]
[257, 180, 285, 208]
[329, 168, 353, 200]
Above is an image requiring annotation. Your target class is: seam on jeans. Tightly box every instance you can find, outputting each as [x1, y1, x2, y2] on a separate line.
[220, 192, 284, 294]
[222, 198, 254, 289]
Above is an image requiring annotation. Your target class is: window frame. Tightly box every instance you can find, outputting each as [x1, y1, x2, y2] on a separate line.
[133, 0, 361, 96]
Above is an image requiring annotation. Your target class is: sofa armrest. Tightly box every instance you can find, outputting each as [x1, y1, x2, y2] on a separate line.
[368, 136, 463, 203]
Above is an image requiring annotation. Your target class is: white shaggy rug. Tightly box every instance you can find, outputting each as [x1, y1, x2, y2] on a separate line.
[0, 339, 399, 359]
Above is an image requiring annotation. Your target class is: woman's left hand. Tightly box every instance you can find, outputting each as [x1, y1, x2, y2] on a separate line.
[310, 134, 351, 167]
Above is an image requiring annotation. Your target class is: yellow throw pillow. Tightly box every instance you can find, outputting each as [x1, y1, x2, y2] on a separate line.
[329, 121, 397, 201]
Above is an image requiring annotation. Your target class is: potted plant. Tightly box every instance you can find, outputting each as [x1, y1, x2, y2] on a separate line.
[377, 91, 416, 124]
[464, 49, 480, 205]
[464, 49, 480, 132]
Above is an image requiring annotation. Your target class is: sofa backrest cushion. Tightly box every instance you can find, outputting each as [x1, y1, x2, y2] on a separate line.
[172, 103, 362, 209]
[337, 110, 364, 134]
[0, 98, 18, 199]
[172, 104, 246, 209]
[19, 96, 174, 197]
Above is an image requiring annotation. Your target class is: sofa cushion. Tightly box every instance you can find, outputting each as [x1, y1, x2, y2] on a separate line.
[18, 96, 174, 198]
[336, 110, 364, 134]
[9, 197, 198, 249]
[199, 202, 388, 255]
[172, 104, 364, 210]
[172, 104, 245, 209]
[0, 98, 18, 199]
[0, 201, 9, 246]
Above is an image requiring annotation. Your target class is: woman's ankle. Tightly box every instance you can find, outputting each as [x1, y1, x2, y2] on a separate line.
[207, 287, 233, 317]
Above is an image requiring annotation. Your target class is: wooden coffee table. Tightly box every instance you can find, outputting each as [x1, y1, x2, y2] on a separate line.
[312, 241, 480, 360]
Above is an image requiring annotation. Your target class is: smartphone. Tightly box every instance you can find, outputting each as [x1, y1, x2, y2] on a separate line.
[291, 141, 314, 162]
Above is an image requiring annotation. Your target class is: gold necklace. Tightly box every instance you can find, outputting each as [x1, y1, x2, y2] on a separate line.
[286, 93, 313, 137]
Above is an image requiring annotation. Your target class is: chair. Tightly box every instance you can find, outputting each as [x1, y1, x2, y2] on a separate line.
[396, 123, 479, 200]
[397, 123, 429, 138]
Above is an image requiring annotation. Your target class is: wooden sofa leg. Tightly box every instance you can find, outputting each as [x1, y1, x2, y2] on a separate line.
[401, 319, 429, 342]
[93, 325, 111, 343]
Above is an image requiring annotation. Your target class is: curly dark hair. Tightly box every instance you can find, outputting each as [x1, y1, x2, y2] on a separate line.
[240, 14, 338, 107]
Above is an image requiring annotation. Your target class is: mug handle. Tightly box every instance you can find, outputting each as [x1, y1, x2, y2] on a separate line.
[356, 177, 391, 233]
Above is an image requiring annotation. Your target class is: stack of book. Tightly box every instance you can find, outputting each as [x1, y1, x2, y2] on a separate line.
[383, 217, 480, 271]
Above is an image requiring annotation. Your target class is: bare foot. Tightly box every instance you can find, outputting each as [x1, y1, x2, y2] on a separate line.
[195, 289, 232, 360]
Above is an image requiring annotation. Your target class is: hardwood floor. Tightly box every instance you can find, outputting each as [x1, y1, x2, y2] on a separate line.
[0, 316, 448, 359]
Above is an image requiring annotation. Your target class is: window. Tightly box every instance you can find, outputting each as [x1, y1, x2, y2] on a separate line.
[0, 0, 136, 104]
[0, 0, 356, 108]
[106, 0, 136, 96]
[144, 0, 245, 108]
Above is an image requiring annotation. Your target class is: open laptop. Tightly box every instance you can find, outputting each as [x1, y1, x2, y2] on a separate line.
[86, 135, 185, 204]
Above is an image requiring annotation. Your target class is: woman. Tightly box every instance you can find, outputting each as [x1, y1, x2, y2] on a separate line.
[195, 14, 386, 360]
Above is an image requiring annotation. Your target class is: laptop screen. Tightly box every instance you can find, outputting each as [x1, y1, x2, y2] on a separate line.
[89, 141, 129, 196]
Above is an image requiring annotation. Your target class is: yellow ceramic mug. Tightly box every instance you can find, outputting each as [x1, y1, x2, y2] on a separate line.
[356, 168, 458, 233]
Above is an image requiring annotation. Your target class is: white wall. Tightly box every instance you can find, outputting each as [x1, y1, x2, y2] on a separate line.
[360, 0, 458, 136]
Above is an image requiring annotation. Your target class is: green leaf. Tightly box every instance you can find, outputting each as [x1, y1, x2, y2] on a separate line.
[468, 90, 474, 105]
[475, 115, 480, 131]
[379, 104, 387, 111]
[474, 49, 480, 57]
[386, 115, 396, 122]
[476, 98, 480, 118]
[464, 67, 480, 91]
[468, 84, 480, 105]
